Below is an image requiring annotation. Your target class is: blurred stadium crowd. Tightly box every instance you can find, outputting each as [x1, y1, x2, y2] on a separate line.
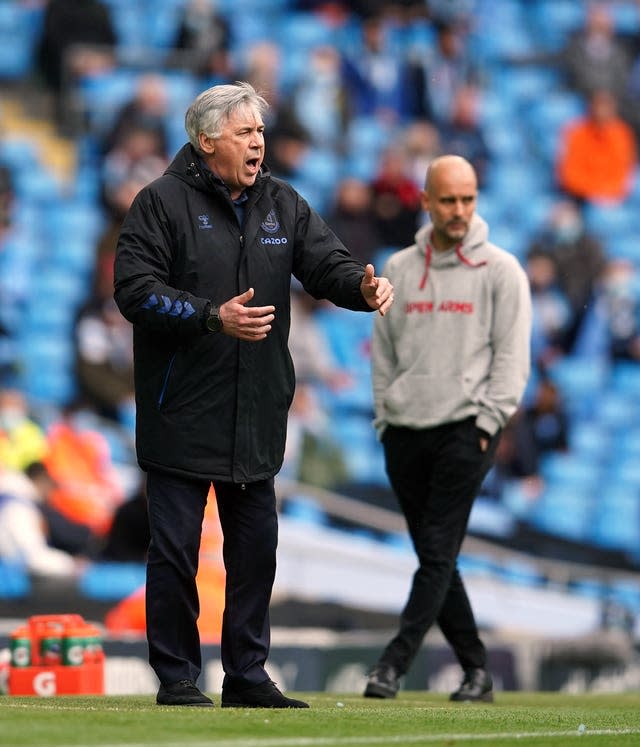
[2, 0, 640, 625]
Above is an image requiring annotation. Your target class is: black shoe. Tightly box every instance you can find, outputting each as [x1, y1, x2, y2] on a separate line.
[363, 663, 400, 699]
[449, 668, 493, 702]
[221, 679, 309, 708]
[156, 679, 214, 707]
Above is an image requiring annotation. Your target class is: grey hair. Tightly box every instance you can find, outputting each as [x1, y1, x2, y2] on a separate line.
[184, 81, 270, 153]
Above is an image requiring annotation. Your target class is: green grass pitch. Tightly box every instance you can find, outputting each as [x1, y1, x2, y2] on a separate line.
[1, 691, 640, 746]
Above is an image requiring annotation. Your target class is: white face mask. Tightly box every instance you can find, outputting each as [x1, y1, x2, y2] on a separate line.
[0, 406, 27, 431]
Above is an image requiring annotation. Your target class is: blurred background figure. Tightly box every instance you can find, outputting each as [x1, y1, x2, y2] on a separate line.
[283, 285, 353, 488]
[402, 120, 442, 192]
[42, 402, 126, 540]
[580, 259, 640, 364]
[437, 84, 490, 188]
[410, 18, 480, 125]
[526, 198, 607, 350]
[526, 249, 575, 369]
[171, 0, 231, 81]
[555, 88, 637, 206]
[370, 144, 422, 249]
[101, 73, 171, 157]
[326, 177, 382, 266]
[35, 0, 117, 132]
[558, 1, 632, 101]
[0, 165, 18, 385]
[0, 463, 86, 578]
[341, 12, 417, 125]
[0, 388, 48, 472]
[291, 45, 349, 151]
[74, 296, 134, 428]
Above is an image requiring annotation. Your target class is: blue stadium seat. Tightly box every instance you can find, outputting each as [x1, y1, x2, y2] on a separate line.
[539, 451, 601, 487]
[590, 508, 640, 553]
[79, 561, 146, 601]
[0, 3, 43, 79]
[524, 0, 585, 52]
[0, 559, 30, 599]
[530, 484, 594, 543]
[547, 355, 609, 419]
[282, 496, 329, 527]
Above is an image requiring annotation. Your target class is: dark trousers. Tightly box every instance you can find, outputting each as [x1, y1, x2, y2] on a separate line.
[145, 470, 278, 689]
[379, 418, 499, 675]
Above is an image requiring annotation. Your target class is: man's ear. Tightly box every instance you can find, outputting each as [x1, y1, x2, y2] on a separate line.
[198, 132, 215, 155]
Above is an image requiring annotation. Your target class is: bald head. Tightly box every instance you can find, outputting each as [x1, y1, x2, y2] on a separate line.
[425, 155, 477, 193]
[422, 155, 478, 251]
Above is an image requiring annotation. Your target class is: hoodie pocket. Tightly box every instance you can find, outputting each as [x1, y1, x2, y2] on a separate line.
[384, 372, 471, 424]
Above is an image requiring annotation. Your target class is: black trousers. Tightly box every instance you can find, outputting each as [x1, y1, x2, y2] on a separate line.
[379, 418, 499, 675]
[145, 470, 278, 689]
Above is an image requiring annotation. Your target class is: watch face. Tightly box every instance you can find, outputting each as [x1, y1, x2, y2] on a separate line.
[207, 307, 222, 332]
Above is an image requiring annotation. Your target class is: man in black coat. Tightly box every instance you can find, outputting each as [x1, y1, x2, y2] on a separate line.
[114, 81, 393, 708]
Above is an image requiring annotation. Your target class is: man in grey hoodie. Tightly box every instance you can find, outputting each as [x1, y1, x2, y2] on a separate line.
[364, 155, 531, 702]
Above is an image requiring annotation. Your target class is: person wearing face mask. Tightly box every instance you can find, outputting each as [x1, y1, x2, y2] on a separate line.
[114, 81, 394, 709]
[526, 199, 607, 351]
[0, 389, 48, 472]
[363, 155, 531, 703]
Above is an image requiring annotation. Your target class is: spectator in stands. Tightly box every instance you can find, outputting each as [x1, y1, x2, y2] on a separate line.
[0, 164, 13, 240]
[520, 377, 569, 457]
[36, 0, 117, 131]
[291, 45, 349, 151]
[0, 388, 48, 472]
[403, 120, 442, 192]
[526, 248, 574, 368]
[558, 2, 631, 102]
[341, 12, 417, 124]
[101, 125, 169, 219]
[526, 198, 607, 350]
[590, 259, 640, 363]
[97, 471, 150, 563]
[284, 286, 353, 488]
[364, 155, 531, 704]
[27, 460, 96, 559]
[43, 401, 125, 539]
[370, 144, 423, 249]
[438, 85, 490, 188]
[555, 88, 637, 206]
[241, 41, 282, 104]
[479, 407, 543, 504]
[326, 177, 382, 266]
[101, 73, 171, 157]
[171, 0, 232, 80]
[263, 105, 312, 181]
[74, 295, 134, 428]
[410, 19, 479, 125]
[0, 165, 17, 384]
[0, 463, 85, 578]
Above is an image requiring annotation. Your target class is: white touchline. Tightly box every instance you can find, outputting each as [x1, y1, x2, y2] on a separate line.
[37, 726, 640, 747]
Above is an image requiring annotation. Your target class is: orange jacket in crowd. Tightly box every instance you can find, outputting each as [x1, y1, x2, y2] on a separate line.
[556, 94, 637, 204]
[43, 420, 124, 536]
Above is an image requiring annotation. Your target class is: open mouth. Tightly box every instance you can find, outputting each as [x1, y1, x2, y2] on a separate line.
[246, 157, 260, 172]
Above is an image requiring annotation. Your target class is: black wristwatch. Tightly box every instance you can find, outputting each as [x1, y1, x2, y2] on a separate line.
[206, 304, 223, 333]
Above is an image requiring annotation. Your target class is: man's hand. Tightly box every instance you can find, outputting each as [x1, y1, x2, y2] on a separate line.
[360, 264, 394, 316]
[219, 288, 275, 340]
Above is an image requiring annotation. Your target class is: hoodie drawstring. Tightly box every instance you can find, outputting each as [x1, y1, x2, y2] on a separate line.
[419, 242, 487, 290]
[455, 244, 488, 270]
[418, 243, 432, 290]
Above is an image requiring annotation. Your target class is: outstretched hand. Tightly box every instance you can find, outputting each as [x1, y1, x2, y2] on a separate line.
[360, 264, 394, 316]
[219, 288, 275, 341]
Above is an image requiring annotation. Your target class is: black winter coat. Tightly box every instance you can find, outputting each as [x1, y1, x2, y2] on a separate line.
[114, 144, 371, 483]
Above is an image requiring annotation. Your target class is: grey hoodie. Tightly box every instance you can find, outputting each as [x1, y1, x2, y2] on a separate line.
[372, 213, 532, 437]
